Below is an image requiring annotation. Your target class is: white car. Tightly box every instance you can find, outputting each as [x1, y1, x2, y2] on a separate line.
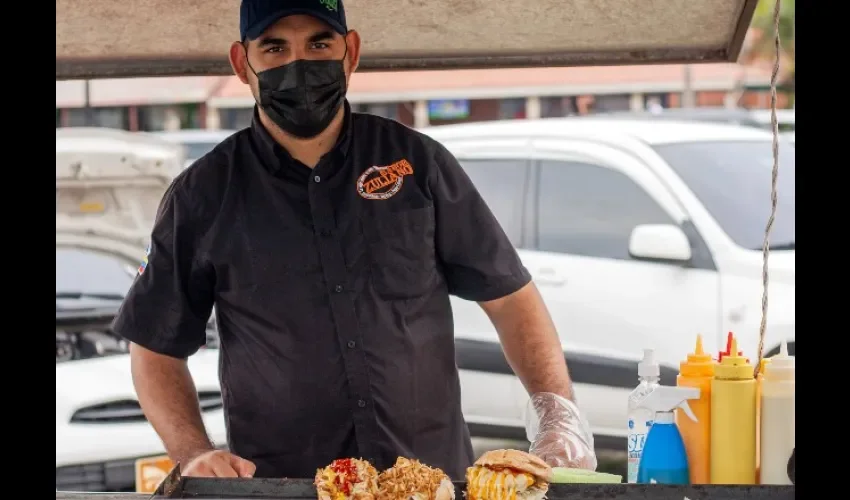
[148, 129, 239, 168]
[600, 107, 795, 133]
[55, 128, 228, 492]
[749, 108, 795, 132]
[422, 117, 795, 445]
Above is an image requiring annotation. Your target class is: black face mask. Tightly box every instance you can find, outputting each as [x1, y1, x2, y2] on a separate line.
[249, 49, 347, 139]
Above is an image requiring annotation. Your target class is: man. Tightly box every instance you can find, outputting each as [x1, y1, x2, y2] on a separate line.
[114, 0, 597, 480]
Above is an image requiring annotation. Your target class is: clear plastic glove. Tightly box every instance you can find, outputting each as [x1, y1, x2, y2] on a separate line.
[524, 392, 597, 471]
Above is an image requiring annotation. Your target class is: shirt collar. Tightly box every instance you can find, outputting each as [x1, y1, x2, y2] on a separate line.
[250, 100, 353, 177]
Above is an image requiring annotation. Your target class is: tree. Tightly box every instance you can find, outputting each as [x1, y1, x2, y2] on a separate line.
[729, 0, 795, 107]
[749, 0, 795, 90]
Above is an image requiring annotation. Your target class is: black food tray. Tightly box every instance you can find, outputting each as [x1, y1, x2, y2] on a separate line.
[153, 467, 795, 499]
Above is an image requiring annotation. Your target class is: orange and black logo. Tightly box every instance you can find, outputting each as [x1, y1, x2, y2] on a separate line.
[356, 159, 414, 200]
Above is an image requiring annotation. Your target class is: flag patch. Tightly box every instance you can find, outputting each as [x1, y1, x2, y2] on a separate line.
[138, 244, 150, 275]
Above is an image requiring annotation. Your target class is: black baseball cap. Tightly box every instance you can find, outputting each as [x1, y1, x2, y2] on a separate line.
[240, 0, 348, 41]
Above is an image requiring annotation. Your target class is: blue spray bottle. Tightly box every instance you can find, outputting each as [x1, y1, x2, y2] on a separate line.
[637, 386, 700, 484]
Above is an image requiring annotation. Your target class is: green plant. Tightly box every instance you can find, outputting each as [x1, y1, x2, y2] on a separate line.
[751, 0, 795, 89]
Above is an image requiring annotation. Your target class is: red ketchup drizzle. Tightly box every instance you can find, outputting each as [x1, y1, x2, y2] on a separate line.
[331, 459, 357, 495]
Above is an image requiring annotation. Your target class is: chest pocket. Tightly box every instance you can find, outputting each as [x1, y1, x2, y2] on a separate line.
[217, 221, 324, 295]
[362, 206, 438, 300]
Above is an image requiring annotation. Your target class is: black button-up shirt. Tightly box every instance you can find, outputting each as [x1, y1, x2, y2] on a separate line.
[113, 102, 531, 480]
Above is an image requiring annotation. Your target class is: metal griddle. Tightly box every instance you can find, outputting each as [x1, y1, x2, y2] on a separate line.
[152, 466, 795, 499]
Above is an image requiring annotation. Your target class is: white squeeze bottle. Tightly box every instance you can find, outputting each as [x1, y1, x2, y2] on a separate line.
[759, 340, 795, 484]
[627, 348, 660, 483]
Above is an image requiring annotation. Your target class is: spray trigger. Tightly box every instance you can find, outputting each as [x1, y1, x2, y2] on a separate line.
[679, 400, 697, 422]
[639, 386, 700, 423]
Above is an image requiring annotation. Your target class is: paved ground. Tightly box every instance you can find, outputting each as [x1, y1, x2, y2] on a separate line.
[471, 438, 627, 477]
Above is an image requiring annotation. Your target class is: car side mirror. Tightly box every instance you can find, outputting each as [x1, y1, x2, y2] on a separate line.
[628, 224, 692, 263]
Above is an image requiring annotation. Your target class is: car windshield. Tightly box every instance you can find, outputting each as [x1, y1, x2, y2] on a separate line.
[56, 248, 136, 298]
[652, 140, 795, 251]
[56, 247, 221, 347]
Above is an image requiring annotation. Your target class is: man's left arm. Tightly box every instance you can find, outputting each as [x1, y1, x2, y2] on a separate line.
[429, 143, 596, 470]
[477, 283, 572, 400]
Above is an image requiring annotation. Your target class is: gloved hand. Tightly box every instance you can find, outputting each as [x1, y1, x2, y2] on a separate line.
[525, 392, 597, 470]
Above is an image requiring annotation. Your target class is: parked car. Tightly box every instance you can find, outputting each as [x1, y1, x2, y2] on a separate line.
[600, 107, 795, 132]
[421, 117, 795, 445]
[148, 129, 239, 168]
[56, 128, 226, 492]
[748, 108, 795, 131]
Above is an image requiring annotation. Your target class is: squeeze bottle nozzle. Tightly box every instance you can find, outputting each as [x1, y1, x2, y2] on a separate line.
[639, 348, 660, 378]
[715, 336, 753, 380]
[640, 386, 700, 423]
[694, 335, 706, 356]
[680, 334, 715, 377]
[718, 331, 745, 362]
[764, 340, 795, 380]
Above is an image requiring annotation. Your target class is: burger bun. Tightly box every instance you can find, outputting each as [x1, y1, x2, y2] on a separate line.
[474, 449, 551, 480]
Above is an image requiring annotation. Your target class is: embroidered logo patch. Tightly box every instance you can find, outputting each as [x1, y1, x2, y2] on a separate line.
[138, 244, 150, 275]
[356, 159, 414, 200]
[319, 0, 338, 12]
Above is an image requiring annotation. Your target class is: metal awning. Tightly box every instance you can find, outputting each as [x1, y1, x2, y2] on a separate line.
[56, 0, 758, 80]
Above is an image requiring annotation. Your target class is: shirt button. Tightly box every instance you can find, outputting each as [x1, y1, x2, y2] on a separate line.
[334, 284, 344, 293]
[357, 399, 366, 408]
[314, 175, 321, 183]
[347, 340, 356, 349]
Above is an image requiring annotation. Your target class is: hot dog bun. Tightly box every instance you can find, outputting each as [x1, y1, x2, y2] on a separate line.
[315, 458, 379, 500]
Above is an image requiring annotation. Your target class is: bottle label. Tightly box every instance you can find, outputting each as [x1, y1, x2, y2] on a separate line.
[627, 412, 653, 483]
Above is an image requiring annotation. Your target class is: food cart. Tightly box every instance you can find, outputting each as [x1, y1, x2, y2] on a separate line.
[56, 0, 794, 498]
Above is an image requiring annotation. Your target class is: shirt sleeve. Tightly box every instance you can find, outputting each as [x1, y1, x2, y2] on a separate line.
[111, 179, 214, 359]
[429, 142, 532, 302]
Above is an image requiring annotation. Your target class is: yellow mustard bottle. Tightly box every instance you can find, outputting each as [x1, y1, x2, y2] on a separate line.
[755, 357, 770, 484]
[676, 334, 715, 484]
[710, 335, 756, 484]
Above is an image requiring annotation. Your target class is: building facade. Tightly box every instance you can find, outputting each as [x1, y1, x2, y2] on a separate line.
[56, 62, 783, 132]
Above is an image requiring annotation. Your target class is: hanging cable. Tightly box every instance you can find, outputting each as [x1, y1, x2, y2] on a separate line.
[754, 0, 783, 378]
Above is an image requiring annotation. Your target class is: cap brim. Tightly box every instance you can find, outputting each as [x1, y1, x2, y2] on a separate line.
[244, 8, 346, 40]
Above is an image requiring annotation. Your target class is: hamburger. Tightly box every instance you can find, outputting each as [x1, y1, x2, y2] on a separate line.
[377, 457, 455, 500]
[315, 458, 379, 500]
[465, 450, 551, 500]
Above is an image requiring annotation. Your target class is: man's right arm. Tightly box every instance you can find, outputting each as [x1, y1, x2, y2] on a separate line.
[130, 343, 214, 466]
[112, 179, 253, 477]
[129, 344, 254, 477]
